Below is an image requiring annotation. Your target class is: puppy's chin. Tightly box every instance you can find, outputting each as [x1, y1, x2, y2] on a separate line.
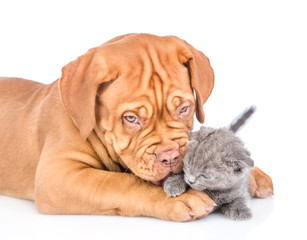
[117, 138, 188, 185]
[121, 153, 184, 185]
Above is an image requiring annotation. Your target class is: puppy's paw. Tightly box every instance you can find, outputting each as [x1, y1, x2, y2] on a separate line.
[250, 167, 274, 198]
[163, 189, 216, 222]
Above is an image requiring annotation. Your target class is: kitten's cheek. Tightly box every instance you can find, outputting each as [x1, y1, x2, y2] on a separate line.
[190, 184, 205, 192]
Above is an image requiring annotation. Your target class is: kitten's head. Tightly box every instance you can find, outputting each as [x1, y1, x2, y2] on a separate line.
[183, 127, 254, 191]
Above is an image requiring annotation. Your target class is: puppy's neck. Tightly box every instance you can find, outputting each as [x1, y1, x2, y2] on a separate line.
[88, 127, 123, 172]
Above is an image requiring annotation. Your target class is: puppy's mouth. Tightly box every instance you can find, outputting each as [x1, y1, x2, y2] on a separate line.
[150, 172, 174, 186]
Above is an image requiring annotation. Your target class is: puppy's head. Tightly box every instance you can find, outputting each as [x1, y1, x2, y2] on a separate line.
[59, 34, 214, 184]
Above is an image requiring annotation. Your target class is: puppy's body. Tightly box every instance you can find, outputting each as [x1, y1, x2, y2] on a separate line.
[0, 34, 273, 221]
[0, 78, 53, 199]
[0, 78, 163, 215]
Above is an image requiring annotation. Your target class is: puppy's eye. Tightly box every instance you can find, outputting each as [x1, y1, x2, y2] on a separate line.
[180, 106, 188, 113]
[123, 113, 142, 129]
[177, 105, 191, 118]
[124, 116, 138, 123]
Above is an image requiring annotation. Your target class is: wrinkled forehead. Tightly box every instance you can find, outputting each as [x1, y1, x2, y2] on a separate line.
[95, 34, 196, 116]
[99, 59, 195, 113]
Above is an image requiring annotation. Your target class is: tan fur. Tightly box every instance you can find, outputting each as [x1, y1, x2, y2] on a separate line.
[0, 34, 273, 221]
[250, 167, 274, 198]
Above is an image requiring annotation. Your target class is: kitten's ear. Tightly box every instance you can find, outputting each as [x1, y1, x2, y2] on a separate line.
[188, 131, 194, 139]
[198, 126, 215, 140]
[243, 157, 254, 168]
[189, 131, 198, 140]
[240, 150, 254, 168]
[224, 156, 254, 172]
[233, 157, 254, 171]
[184, 140, 199, 163]
[187, 140, 199, 151]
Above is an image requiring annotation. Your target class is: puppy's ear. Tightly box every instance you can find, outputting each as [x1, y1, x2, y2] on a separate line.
[59, 47, 118, 140]
[182, 42, 214, 123]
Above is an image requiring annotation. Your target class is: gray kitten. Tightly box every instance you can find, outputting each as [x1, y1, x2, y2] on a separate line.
[164, 107, 255, 220]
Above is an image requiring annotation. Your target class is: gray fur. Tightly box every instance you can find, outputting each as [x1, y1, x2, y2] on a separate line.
[164, 107, 255, 220]
[229, 106, 256, 133]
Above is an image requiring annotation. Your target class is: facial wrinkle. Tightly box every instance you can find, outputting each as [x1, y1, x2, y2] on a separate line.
[147, 44, 172, 116]
[139, 52, 153, 94]
[151, 73, 163, 117]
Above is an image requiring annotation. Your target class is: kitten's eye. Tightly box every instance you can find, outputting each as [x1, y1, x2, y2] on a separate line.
[200, 174, 210, 180]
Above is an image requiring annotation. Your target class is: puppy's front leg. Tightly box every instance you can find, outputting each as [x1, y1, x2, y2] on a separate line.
[35, 155, 215, 221]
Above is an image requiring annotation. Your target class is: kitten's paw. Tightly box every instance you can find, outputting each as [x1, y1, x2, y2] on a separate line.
[250, 167, 274, 198]
[231, 207, 252, 220]
[219, 200, 252, 221]
[163, 174, 186, 197]
[223, 205, 252, 220]
[164, 183, 186, 197]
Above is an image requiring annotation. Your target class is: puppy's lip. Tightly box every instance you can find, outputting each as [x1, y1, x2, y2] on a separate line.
[150, 156, 183, 186]
[150, 172, 173, 186]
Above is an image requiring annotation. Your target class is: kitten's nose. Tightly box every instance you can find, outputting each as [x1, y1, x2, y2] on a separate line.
[187, 175, 196, 184]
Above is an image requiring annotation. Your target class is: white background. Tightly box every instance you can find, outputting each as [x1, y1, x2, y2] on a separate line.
[0, 0, 306, 239]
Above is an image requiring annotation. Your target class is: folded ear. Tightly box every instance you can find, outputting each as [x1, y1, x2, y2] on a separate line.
[225, 155, 254, 172]
[187, 139, 199, 151]
[182, 43, 214, 123]
[183, 139, 199, 163]
[233, 157, 254, 172]
[241, 149, 254, 168]
[242, 156, 254, 168]
[59, 47, 118, 140]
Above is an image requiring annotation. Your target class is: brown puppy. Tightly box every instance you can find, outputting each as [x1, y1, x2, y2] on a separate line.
[0, 34, 273, 221]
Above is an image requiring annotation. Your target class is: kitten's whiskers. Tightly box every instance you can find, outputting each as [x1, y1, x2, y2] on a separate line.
[205, 189, 215, 198]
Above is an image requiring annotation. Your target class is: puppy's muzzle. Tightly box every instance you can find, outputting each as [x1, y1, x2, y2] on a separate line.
[156, 149, 180, 168]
